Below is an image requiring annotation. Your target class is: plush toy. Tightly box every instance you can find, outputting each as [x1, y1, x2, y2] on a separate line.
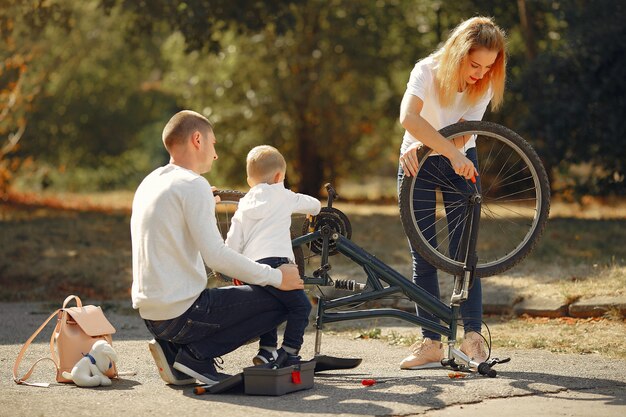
[61, 340, 118, 387]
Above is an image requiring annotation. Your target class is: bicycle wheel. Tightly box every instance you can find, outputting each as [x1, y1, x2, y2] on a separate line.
[398, 121, 550, 277]
[212, 190, 306, 277]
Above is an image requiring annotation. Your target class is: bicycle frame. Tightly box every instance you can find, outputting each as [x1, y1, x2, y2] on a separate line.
[296, 228, 457, 336]
[293, 184, 501, 375]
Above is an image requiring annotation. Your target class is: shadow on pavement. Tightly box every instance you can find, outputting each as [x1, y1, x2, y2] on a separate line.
[175, 370, 626, 415]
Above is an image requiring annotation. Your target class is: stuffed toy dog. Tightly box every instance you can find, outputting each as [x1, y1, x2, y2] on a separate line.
[61, 340, 118, 387]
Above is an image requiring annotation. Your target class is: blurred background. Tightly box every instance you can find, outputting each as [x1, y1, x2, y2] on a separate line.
[1, 0, 625, 201]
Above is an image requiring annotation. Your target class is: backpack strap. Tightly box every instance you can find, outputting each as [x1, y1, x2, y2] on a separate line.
[12, 309, 61, 387]
[50, 295, 83, 365]
[62, 294, 82, 308]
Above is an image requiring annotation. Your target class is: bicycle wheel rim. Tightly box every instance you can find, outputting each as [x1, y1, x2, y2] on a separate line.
[400, 122, 550, 277]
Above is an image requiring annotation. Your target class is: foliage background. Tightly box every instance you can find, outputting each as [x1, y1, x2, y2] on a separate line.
[1, 0, 624, 198]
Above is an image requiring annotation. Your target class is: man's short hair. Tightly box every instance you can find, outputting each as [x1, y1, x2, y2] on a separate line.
[246, 145, 287, 183]
[162, 110, 213, 151]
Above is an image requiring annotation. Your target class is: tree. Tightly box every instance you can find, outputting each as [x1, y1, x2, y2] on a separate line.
[514, 0, 626, 196]
[7, 0, 621, 198]
[110, 0, 437, 195]
[1, 0, 178, 192]
[0, 0, 74, 196]
[100, 0, 307, 53]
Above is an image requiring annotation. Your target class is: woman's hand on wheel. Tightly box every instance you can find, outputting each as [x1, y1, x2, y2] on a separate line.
[400, 142, 421, 177]
[450, 152, 479, 180]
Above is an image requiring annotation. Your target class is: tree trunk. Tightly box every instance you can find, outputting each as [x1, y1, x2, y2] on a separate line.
[296, 121, 324, 197]
[517, 0, 536, 61]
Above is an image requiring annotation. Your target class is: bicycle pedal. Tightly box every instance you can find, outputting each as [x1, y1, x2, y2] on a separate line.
[487, 357, 511, 366]
[441, 358, 459, 370]
[313, 264, 331, 277]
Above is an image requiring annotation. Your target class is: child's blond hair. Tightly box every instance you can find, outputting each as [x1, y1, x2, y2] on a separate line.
[246, 145, 287, 184]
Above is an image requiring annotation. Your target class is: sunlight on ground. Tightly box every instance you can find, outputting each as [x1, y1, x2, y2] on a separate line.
[326, 315, 626, 360]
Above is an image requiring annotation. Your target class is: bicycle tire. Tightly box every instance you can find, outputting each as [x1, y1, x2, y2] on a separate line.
[398, 121, 550, 277]
[213, 189, 306, 277]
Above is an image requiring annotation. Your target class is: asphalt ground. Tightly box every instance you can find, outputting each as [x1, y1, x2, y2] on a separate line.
[2, 302, 625, 417]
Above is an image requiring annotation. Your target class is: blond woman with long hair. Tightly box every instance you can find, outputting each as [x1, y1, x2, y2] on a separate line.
[397, 17, 507, 370]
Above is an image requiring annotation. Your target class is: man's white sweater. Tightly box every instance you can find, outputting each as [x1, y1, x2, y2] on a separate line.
[131, 164, 282, 320]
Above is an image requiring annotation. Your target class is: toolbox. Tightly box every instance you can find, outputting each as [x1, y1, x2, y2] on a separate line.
[243, 360, 316, 396]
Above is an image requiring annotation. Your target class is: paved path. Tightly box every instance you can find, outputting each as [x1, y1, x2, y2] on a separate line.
[2, 302, 626, 417]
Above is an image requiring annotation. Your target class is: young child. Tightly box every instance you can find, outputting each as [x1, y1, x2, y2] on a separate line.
[225, 145, 321, 367]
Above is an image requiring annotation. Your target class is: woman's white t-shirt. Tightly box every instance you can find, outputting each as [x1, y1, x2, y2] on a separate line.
[400, 55, 492, 156]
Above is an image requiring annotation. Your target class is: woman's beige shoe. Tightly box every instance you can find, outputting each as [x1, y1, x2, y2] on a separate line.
[460, 331, 488, 363]
[399, 338, 445, 369]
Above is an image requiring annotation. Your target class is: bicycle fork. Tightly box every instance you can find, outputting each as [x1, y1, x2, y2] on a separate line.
[445, 191, 498, 375]
[450, 192, 481, 305]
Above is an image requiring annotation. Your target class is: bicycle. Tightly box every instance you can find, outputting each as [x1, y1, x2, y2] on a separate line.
[214, 121, 550, 377]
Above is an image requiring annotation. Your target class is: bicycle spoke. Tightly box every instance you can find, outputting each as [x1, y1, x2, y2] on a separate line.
[483, 211, 532, 247]
[412, 182, 469, 197]
[483, 201, 537, 221]
[424, 159, 464, 192]
[487, 151, 519, 189]
[478, 139, 506, 180]
[487, 165, 533, 192]
[491, 186, 538, 202]
[484, 149, 515, 196]
[489, 197, 538, 204]
[435, 207, 470, 257]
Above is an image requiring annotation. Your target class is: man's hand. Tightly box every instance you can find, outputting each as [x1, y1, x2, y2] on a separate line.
[277, 264, 304, 291]
[211, 186, 221, 204]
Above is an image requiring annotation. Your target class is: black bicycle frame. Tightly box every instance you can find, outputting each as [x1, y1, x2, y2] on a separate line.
[293, 188, 482, 345]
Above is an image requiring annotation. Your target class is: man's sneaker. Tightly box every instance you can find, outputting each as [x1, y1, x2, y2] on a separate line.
[253, 348, 278, 366]
[173, 350, 229, 386]
[148, 339, 196, 385]
[460, 331, 488, 363]
[399, 338, 444, 370]
[270, 347, 302, 369]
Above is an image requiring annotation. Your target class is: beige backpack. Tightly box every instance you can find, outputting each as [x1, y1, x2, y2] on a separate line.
[13, 295, 117, 387]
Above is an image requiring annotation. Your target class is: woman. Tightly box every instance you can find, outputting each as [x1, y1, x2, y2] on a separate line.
[398, 16, 507, 369]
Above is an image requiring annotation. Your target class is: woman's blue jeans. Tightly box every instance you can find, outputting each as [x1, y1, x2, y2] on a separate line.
[397, 147, 483, 341]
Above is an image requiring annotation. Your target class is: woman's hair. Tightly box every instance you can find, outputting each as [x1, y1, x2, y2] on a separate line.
[431, 16, 507, 110]
[162, 110, 213, 151]
[246, 145, 287, 184]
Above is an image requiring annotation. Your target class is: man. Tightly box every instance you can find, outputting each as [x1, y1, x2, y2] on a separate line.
[131, 110, 303, 386]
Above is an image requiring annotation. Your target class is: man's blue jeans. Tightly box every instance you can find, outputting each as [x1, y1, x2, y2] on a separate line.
[144, 285, 288, 361]
[256, 257, 311, 352]
[397, 147, 483, 341]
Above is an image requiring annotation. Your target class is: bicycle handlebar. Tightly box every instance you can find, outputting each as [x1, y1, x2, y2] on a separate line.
[324, 183, 338, 208]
